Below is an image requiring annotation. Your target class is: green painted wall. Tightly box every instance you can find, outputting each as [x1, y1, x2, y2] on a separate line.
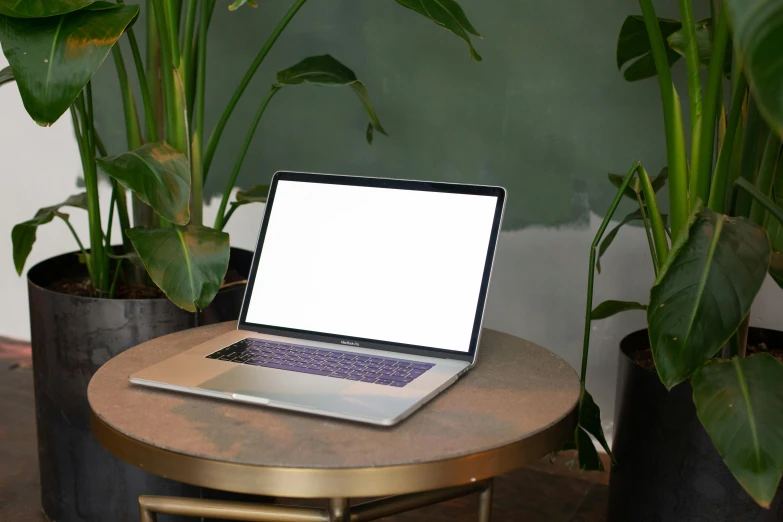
[93, 0, 678, 231]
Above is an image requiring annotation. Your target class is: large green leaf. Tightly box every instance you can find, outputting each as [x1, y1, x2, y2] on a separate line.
[0, 3, 139, 125]
[0, 65, 13, 86]
[725, 0, 783, 137]
[0, 0, 95, 18]
[97, 142, 191, 226]
[616, 15, 682, 82]
[276, 54, 387, 144]
[11, 193, 87, 275]
[591, 300, 647, 320]
[393, 0, 481, 61]
[648, 209, 770, 389]
[126, 226, 230, 312]
[668, 18, 732, 76]
[692, 354, 783, 507]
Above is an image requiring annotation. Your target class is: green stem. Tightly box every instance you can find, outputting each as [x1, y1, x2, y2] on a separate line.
[105, 186, 116, 250]
[709, 74, 748, 212]
[116, 0, 156, 142]
[735, 96, 766, 217]
[129, 32, 157, 142]
[636, 193, 659, 276]
[146, 0, 163, 139]
[58, 214, 93, 282]
[153, 0, 187, 153]
[221, 203, 239, 229]
[202, 0, 308, 181]
[111, 44, 142, 150]
[676, 0, 703, 134]
[180, 0, 197, 117]
[638, 165, 669, 267]
[725, 314, 751, 359]
[190, 0, 214, 227]
[163, 0, 181, 67]
[214, 86, 281, 231]
[95, 132, 133, 253]
[692, 12, 729, 208]
[581, 162, 642, 384]
[734, 178, 783, 225]
[639, 0, 689, 240]
[749, 134, 782, 225]
[109, 258, 124, 299]
[78, 87, 108, 292]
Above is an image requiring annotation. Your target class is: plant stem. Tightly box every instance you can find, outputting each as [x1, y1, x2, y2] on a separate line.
[69, 106, 95, 283]
[734, 178, 783, 225]
[105, 186, 117, 250]
[79, 87, 108, 293]
[638, 165, 669, 266]
[749, 134, 782, 225]
[726, 314, 751, 358]
[636, 193, 659, 276]
[221, 203, 239, 229]
[154, 0, 188, 154]
[109, 258, 124, 299]
[639, 0, 689, 240]
[58, 214, 93, 282]
[190, 0, 214, 227]
[116, 0, 156, 143]
[111, 44, 142, 149]
[129, 32, 157, 142]
[214, 86, 281, 231]
[163, 0, 181, 67]
[709, 74, 747, 212]
[676, 0, 703, 136]
[180, 0, 197, 117]
[735, 97, 766, 217]
[95, 133, 134, 253]
[581, 162, 642, 384]
[692, 12, 729, 208]
[146, 0, 164, 139]
[202, 0, 309, 181]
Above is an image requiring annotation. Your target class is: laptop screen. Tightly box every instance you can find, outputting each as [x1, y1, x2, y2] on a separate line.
[242, 177, 503, 354]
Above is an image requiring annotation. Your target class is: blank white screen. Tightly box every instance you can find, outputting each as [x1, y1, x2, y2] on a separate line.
[244, 180, 499, 352]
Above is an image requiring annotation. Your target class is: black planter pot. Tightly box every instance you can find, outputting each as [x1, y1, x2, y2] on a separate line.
[28, 247, 252, 522]
[608, 328, 783, 522]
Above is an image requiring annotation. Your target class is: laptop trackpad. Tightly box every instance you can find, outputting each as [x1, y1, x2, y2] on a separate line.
[198, 364, 419, 419]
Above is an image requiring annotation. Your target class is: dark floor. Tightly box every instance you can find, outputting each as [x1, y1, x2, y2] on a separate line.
[0, 338, 609, 522]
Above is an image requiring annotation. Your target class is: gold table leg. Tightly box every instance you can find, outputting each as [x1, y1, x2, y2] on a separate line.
[478, 479, 493, 522]
[138, 478, 494, 522]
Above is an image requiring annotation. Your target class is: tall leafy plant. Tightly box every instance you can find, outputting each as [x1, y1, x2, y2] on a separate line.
[572, 0, 783, 508]
[0, 0, 482, 311]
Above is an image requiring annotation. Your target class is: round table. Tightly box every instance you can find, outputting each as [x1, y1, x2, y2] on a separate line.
[88, 322, 579, 521]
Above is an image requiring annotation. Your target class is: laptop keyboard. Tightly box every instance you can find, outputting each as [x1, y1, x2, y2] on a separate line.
[205, 338, 435, 388]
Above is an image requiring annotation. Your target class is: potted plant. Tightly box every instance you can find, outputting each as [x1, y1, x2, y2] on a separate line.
[0, 1, 481, 520]
[567, 0, 783, 520]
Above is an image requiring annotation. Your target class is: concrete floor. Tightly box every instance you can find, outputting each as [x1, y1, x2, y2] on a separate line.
[0, 339, 609, 522]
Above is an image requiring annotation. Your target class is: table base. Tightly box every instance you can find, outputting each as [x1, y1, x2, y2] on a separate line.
[138, 479, 493, 521]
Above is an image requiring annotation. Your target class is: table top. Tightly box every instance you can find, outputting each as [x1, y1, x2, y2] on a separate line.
[88, 322, 579, 497]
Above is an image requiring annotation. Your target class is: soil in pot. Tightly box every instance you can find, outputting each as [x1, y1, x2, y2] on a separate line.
[28, 248, 252, 522]
[608, 328, 783, 522]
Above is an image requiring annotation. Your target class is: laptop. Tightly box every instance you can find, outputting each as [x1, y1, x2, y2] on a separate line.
[130, 172, 506, 425]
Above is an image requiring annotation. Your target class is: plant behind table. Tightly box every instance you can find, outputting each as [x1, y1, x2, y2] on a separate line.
[0, 0, 482, 311]
[569, 0, 783, 508]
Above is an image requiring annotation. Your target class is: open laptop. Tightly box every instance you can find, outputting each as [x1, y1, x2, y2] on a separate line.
[130, 172, 506, 425]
